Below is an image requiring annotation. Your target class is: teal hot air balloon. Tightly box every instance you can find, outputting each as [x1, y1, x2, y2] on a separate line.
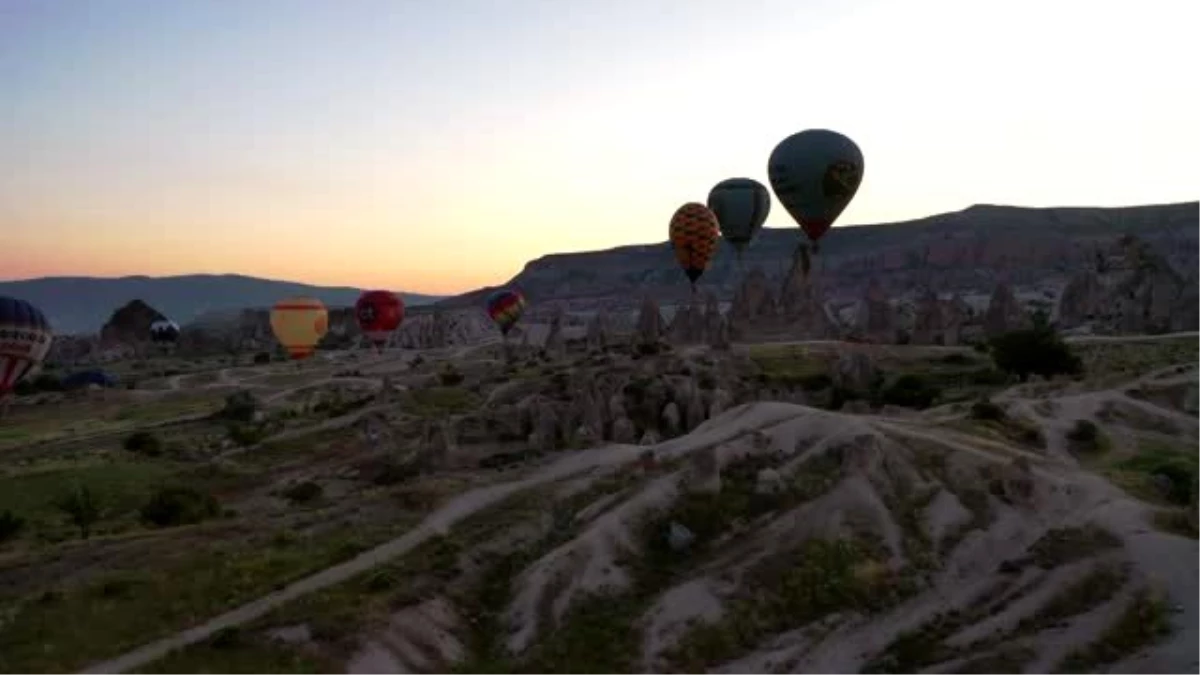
[707, 178, 770, 262]
[767, 129, 864, 250]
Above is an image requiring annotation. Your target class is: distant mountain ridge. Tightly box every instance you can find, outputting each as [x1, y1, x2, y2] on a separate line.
[437, 201, 1199, 312]
[0, 274, 444, 334]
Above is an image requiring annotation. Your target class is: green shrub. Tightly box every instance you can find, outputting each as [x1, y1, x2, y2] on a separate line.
[0, 510, 26, 543]
[1066, 419, 1103, 454]
[140, 486, 220, 527]
[881, 374, 941, 409]
[439, 365, 465, 386]
[282, 481, 324, 504]
[122, 430, 163, 456]
[218, 390, 259, 422]
[990, 327, 1082, 381]
[970, 399, 1006, 421]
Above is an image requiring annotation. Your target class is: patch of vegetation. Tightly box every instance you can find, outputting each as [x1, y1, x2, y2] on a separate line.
[969, 398, 1006, 422]
[123, 430, 164, 456]
[519, 593, 644, 674]
[887, 486, 940, 571]
[140, 486, 221, 527]
[1150, 508, 1198, 539]
[0, 509, 26, 543]
[282, 481, 324, 505]
[864, 609, 968, 673]
[747, 345, 829, 388]
[226, 421, 271, 447]
[217, 390, 259, 422]
[880, 374, 941, 409]
[1065, 419, 1107, 455]
[1017, 563, 1128, 634]
[989, 326, 1083, 381]
[956, 647, 1036, 674]
[938, 486, 993, 558]
[635, 451, 842, 590]
[411, 386, 479, 416]
[313, 392, 373, 418]
[1107, 440, 1198, 507]
[0, 525, 408, 673]
[1019, 525, 1122, 570]
[0, 461, 175, 537]
[55, 484, 102, 539]
[668, 537, 903, 672]
[13, 372, 64, 396]
[137, 630, 335, 674]
[439, 364, 465, 386]
[1057, 588, 1173, 673]
[252, 351, 272, 365]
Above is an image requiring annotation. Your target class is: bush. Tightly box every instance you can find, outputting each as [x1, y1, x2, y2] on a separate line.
[1066, 419, 1101, 453]
[0, 510, 25, 543]
[282, 481, 324, 504]
[13, 373, 63, 396]
[439, 365, 465, 386]
[123, 430, 163, 456]
[253, 352, 271, 365]
[881, 375, 941, 409]
[989, 327, 1083, 381]
[970, 399, 1007, 421]
[218, 390, 259, 422]
[226, 422, 268, 446]
[140, 486, 220, 527]
[56, 485, 101, 539]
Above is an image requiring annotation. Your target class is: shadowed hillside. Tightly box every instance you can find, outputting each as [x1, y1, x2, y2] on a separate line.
[0, 274, 444, 334]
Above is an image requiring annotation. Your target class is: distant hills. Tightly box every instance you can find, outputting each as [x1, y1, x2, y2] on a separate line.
[437, 201, 1199, 312]
[0, 274, 444, 334]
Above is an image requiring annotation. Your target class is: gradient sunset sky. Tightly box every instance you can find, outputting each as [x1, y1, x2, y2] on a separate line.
[3, 0, 1196, 295]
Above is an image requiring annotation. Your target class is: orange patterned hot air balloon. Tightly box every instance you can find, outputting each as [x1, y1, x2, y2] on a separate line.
[270, 297, 329, 360]
[668, 202, 720, 287]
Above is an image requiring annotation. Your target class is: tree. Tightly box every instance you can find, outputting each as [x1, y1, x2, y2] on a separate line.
[989, 327, 1083, 381]
[140, 486, 220, 527]
[56, 485, 101, 539]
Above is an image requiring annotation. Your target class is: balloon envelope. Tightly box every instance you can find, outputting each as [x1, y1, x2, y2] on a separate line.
[149, 319, 180, 344]
[767, 129, 863, 243]
[668, 202, 720, 283]
[486, 289, 526, 336]
[0, 296, 53, 396]
[707, 178, 770, 253]
[355, 290, 405, 348]
[270, 297, 328, 360]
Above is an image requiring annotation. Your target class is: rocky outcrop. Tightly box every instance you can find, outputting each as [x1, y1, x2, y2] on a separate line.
[430, 203, 1197, 330]
[728, 268, 776, 324]
[634, 296, 665, 352]
[99, 300, 166, 346]
[852, 279, 897, 343]
[983, 283, 1031, 336]
[1053, 236, 1195, 334]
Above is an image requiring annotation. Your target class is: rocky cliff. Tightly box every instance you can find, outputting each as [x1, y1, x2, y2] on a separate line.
[441, 202, 1197, 315]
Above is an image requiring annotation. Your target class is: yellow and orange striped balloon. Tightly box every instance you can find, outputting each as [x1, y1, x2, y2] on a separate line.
[270, 296, 329, 360]
[669, 202, 720, 285]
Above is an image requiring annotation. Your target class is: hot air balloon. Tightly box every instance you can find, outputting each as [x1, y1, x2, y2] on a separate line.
[270, 297, 328, 360]
[707, 178, 770, 262]
[355, 290, 405, 351]
[0, 296, 53, 411]
[668, 202, 720, 288]
[767, 128, 863, 250]
[149, 319, 180, 345]
[486, 289, 526, 338]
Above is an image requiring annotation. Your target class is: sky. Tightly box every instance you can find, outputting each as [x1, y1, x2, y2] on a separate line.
[2, 0, 1196, 295]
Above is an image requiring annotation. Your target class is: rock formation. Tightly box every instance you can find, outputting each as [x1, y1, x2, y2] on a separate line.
[634, 296, 665, 352]
[99, 300, 166, 347]
[983, 282, 1031, 336]
[852, 279, 897, 343]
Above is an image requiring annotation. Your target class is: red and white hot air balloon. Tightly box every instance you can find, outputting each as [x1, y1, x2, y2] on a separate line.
[0, 296, 54, 407]
[355, 290, 405, 351]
